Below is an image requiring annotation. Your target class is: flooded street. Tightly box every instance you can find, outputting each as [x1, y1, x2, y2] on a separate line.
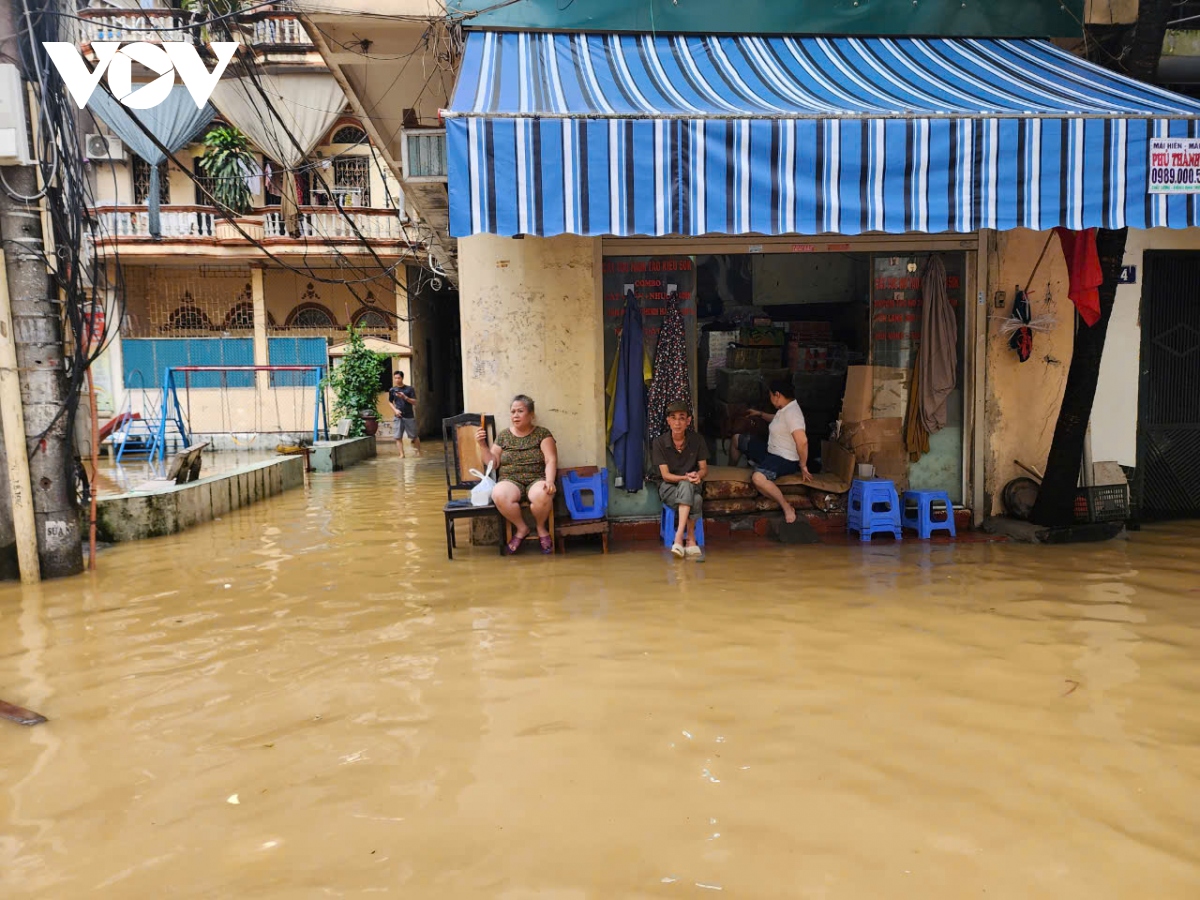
[1, 448, 1199, 899]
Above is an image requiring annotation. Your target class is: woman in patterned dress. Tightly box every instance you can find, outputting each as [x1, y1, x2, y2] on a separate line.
[477, 395, 558, 555]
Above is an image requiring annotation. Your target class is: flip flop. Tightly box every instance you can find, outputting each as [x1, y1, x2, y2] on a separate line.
[506, 535, 525, 555]
[539, 535, 554, 555]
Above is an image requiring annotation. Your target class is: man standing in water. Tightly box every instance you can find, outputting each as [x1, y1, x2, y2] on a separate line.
[652, 400, 708, 559]
[388, 370, 419, 457]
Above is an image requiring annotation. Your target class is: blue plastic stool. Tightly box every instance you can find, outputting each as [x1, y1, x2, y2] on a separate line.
[847, 478, 902, 542]
[561, 468, 608, 521]
[661, 506, 705, 549]
[902, 490, 957, 538]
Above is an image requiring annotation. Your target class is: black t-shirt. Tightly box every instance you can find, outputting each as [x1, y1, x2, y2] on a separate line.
[388, 385, 415, 418]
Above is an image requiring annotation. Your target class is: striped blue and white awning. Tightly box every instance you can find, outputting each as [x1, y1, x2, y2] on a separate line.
[445, 32, 1200, 238]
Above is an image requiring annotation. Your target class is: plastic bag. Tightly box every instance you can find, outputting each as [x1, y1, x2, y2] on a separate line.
[468, 462, 496, 506]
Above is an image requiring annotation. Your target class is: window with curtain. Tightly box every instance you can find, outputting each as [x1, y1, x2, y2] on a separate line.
[132, 157, 170, 205]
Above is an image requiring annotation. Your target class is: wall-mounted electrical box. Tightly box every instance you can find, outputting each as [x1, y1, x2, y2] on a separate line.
[0, 64, 33, 166]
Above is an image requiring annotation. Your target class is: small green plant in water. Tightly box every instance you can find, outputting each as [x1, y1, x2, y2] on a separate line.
[199, 125, 254, 216]
[325, 326, 386, 438]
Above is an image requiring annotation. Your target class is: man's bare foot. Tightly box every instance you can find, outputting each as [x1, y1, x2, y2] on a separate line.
[782, 504, 797, 524]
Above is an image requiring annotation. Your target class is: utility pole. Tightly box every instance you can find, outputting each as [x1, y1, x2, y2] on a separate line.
[0, 0, 83, 577]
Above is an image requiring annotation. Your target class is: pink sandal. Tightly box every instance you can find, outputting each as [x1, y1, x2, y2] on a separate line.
[539, 535, 554, 555]
[506, 534, 525, 555]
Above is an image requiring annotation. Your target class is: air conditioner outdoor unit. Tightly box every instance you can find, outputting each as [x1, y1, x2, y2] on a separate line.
[85, 133, 125, 162]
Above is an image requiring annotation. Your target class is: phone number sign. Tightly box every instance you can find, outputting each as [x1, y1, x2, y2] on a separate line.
[1149, 138, 1200, 193]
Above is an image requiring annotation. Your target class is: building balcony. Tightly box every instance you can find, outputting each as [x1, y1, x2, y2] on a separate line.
[75, 9, 315, 53]
[90, 204, 419, 259]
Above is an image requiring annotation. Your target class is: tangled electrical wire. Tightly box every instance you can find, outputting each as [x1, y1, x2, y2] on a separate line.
[4, 0, 134, 508]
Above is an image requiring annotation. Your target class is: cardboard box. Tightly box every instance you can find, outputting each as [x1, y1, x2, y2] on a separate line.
[841, 366, 909, 423]
[806, 440, 856, 494]
[716, 367, 789, 405]
[739, 326, 786, 347]
[727, 346, 785, 369]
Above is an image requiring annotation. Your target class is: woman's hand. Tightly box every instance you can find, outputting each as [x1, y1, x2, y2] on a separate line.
[475, 427, 488, 445]
[543, 479, 557, 497]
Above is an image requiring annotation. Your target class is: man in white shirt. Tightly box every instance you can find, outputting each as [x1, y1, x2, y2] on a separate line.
[730, 379, 810, 524]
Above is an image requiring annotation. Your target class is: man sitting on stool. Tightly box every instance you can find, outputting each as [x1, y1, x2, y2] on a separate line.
[652, 400, 709, 560]
[730, 378, 810, 524]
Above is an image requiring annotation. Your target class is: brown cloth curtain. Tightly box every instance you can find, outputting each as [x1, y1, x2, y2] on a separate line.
[917, 254, 957, 433]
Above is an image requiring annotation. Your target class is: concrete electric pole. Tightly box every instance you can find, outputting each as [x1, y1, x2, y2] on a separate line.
[0, 0, 83, 578]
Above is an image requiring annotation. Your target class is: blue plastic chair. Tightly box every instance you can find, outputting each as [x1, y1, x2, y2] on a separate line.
[902, 490, 957, 538]
[561, 467, 608, 521]
[847, 478, 902, 542]
[661, 506, 705, 549]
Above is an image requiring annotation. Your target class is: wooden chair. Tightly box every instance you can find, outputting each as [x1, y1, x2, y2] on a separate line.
[442, 413, 504, 560]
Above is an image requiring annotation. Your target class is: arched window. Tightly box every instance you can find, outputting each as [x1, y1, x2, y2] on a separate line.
[164, 305, 212, 332]
[330, 126, 367, 145]
[285, 303, 337, 329]
[352, 308, 389, 329]
[223, 302, 276, 330]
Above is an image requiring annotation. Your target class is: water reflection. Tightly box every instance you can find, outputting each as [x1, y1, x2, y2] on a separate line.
[0, 448, 1197, 898]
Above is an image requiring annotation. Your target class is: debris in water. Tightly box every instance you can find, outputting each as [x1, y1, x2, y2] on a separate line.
[661, 876, 678, 884]
[0, 699, 47, 726]
[695, 883, 723, 891]
[682, 730, 693, 739]
[227, 794, 240, 805]
[715, 736, 725, 743]
[1062, 679, 1080, 697]
[224, 584, 232, 589]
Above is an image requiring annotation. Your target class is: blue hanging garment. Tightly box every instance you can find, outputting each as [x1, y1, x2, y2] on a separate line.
[611, 287, 646, 492]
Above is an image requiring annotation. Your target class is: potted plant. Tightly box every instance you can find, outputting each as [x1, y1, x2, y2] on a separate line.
[325, 325, 387, 438]
[198, 124, 256, 238]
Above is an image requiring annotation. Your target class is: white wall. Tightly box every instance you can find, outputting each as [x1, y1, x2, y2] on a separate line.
[1091, 228, 1200, 466]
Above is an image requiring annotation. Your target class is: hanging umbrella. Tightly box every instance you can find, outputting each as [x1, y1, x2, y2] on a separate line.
[646, 288, 692, 441]
[88, 85, 215, 239]
[611, 287, 646, 493]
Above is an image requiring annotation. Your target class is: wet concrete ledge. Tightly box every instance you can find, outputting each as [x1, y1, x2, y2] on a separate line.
[310, 436, 377, 473]
[95, 457, 305, 543]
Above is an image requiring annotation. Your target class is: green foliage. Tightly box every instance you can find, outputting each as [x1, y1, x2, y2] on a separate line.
[325, 326, 386, 438]
[199, 125, 254, 216]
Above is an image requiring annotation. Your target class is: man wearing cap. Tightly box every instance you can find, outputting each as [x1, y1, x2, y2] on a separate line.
[651, 400, 709, 559]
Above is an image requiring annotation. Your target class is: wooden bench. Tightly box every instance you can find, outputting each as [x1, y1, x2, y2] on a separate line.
[165, 441, 209, 485]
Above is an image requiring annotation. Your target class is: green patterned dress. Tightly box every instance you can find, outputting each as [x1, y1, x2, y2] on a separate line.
[497, 426, 553, 498]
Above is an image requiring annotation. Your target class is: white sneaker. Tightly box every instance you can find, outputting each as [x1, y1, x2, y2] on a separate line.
[671, 542, 686, 558]
[685, 544, 704, 560]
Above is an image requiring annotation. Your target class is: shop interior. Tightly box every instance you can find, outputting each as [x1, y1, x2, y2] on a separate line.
[603, 250, 967, 502]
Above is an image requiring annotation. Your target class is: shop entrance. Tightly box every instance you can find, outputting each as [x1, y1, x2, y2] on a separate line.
[1138, 252, 1200, 519]
[602, 247, 968, 503]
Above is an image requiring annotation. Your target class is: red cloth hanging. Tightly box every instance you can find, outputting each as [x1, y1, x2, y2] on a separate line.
[1053, 227, 1103, 327]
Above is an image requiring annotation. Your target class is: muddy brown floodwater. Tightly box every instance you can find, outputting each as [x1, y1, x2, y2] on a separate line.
[1, 447, 1199, 899]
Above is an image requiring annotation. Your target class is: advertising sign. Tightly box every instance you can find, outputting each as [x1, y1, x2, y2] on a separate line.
[1149, 138, 1200, 194]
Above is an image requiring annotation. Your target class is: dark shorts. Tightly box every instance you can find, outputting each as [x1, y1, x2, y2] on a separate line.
[736, 435, 800, 482]
[392, 417, 417, 440]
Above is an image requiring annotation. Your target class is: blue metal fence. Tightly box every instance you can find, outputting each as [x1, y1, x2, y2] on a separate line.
[122, 338, 255, 388]
[267, 337, 329, 387]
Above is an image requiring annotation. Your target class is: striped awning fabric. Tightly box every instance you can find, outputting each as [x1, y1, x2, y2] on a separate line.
[445, 32, 1200, 238]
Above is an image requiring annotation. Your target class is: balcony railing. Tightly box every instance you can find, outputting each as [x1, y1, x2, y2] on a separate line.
[76, 10, 313, 49]
[94, 206, 215, 240]
[251, 14, 313, 47]
[91, 205, 411, 245]
[262, 207, 408, 241]
[76, 9, 190, 45]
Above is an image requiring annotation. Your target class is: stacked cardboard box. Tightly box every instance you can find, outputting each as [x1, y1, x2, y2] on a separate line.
[838, 366, 910, 491]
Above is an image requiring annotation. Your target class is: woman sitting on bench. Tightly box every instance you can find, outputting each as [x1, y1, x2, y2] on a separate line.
[477, 394, 558, 555]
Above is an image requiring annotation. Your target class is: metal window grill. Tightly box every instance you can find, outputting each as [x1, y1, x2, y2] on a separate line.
[132, 156, 170, 205]
[332, 157, 371, 206]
